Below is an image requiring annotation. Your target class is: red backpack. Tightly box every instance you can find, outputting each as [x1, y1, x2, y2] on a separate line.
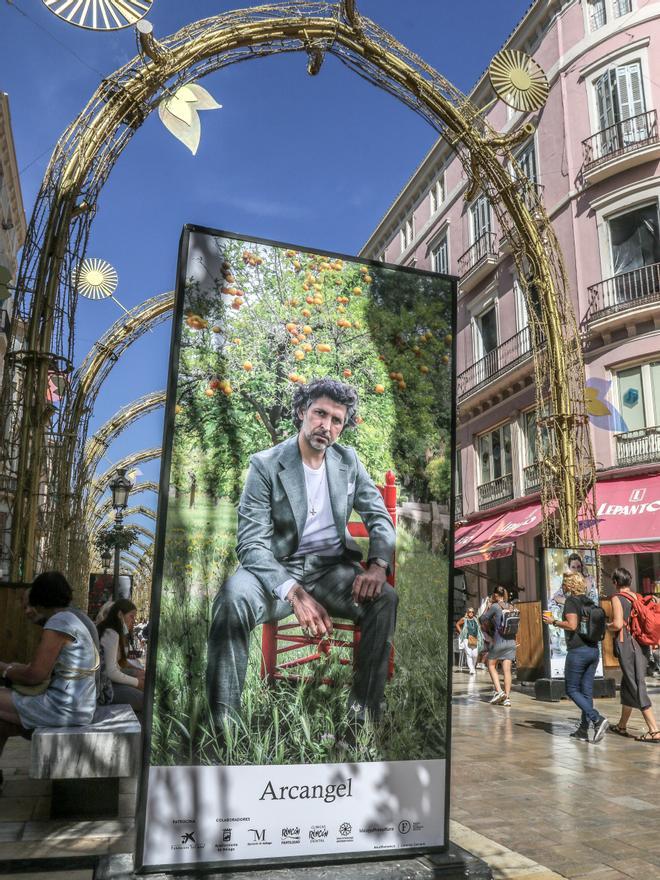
[622, 592, 660, 647]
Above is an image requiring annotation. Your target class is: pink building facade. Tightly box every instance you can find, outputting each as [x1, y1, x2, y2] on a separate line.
[361, 0, 660, 605]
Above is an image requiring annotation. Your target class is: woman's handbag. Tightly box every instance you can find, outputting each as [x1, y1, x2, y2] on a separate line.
[467, 634, 478, 648]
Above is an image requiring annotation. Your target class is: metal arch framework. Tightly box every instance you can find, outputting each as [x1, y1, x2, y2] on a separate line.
[88, 447, 162, 513]
[82, 390, 166, 491]
[0, 1, 596, 583]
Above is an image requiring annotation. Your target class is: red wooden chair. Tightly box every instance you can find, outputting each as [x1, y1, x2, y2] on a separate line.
[260, 471, 397, 684]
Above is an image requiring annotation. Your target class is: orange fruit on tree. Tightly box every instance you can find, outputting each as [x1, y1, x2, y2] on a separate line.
[205, 387, 215, 398]
[442, 354, 450, 364]
[374, 384, 385, 394]
[288, 372, 299, 382]
[337, 305, 346, 313]
[293, 260, 301, 270]
[355, 415, 364, 424]
[302, 325, 313, 335]
[398, 380, 406, 390]
[211, 325, 221, 333]
[363, 275, 372, 284]
[224, 274, 235, 284]
[232, 337, 241, 344]
[286, 322, 297, 333]
[389, 372, 398, 380]
[302, 342, 313, 352]
[343, 369, 352, 377]
[352, 287, 362, 296]
[317, 343, 331, 353]
[294, 350, 305, 362]
[231, 299, 242, 310]
[301, 308, 311, 318]
[444, 334, 453, 345]
[306, 296, 314, 304]
[242, 362, 253, 371]
[419, 365, 430, 374]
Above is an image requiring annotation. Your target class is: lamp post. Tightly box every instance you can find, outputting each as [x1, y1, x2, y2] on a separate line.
[109, 467, 131, 599]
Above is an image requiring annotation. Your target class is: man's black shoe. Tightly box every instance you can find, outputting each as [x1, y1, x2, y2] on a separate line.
[569, 726, 589, 742]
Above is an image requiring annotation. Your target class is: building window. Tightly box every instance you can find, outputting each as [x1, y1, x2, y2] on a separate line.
[614, 0, 633, 16]
[617, 362, 660, 432]
[470, 195, 491, 243]
[609, 202, 660, 276]
[431, 235, 449, 275]
[473, 303, 498, 361]
[515, 141, 538, 184]
[594, 61, 646, 142]
[400, 214, 414, 253]
[478, 424, 512, 485]
[588, 0, 607, 30]
[429, 176, 445, 215]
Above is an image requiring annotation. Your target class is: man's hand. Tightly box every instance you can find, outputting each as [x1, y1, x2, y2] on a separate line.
[352, 563, 387, 604]
[287, 584, 333, 637]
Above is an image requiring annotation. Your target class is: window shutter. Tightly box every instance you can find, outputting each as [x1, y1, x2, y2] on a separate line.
[595, 70, 615, 131]
[616, 62, 645, 121]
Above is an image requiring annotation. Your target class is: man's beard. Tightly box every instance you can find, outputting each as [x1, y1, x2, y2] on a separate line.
[306, 430, 332, 451]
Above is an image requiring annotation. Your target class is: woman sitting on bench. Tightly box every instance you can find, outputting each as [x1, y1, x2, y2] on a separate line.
[0, 572, 98, 789]
[97, 599, 144, 715]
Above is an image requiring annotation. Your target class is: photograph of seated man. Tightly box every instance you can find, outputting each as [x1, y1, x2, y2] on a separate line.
[206, 377, 397, 725]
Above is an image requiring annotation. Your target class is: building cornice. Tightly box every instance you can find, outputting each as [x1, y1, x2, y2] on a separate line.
[0, 92, 27, 251]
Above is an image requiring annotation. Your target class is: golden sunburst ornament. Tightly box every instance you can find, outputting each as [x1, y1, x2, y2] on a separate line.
[489, 50, 549, 113]
[42, 0, 153, 31]
[75, 258, 118, 299]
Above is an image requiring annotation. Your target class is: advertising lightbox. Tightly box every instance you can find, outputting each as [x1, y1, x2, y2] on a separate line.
[135, 226, 456, 871]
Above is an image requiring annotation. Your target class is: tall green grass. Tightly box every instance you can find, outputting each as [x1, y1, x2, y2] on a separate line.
[151, 500, 447, 766]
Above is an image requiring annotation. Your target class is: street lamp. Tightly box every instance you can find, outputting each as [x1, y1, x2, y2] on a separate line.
[100, 547, 112, 573]
[109, 467, 132, 599]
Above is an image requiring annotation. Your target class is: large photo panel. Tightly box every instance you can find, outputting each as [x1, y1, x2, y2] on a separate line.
[136, 226, 456, 870]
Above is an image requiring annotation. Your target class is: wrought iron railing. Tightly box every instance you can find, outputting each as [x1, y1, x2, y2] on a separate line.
[478, 474, 513, 511]
[582, 109, 658, 171]
[516, 180, 545, 213]
[585, 261, 660, 323]
[523, 462, 541, 494]
[615, 426, 660, 467]
[457, 325, 540, 399]
[455, 493, 463, 520]
[457, 231, 498, 276]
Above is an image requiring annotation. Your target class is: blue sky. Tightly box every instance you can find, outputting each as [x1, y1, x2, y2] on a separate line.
[2, 0, 531, 543]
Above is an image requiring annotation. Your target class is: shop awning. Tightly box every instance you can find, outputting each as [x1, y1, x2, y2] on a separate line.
[584, 473, 660, 555]
[454, 501, 543, 568]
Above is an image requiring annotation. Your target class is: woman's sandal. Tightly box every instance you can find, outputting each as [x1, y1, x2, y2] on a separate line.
[636, 730, 660, 742]
[609, 725, 631, 737]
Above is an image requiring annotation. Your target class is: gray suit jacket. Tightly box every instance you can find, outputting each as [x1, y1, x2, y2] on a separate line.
[236, 435, 396, 597]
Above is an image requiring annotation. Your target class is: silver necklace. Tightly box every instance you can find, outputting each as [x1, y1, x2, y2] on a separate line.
[306, 462, 326, 516]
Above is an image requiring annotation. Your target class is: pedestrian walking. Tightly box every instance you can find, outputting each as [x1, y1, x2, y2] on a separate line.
[455, 608, 482, 674]
[481, 587, 517, 706]
[542, 572, 608, 742]
[607, 568, 660, 743]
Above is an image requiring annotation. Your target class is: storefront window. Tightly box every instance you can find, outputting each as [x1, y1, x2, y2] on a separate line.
[636, 552, 660, 595]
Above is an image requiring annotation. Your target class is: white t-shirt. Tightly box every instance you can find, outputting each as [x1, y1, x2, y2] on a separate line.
[274, 460, 342, 601]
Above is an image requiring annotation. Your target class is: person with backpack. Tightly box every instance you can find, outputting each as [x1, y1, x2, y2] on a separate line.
[480, 587, 519, 706]
[607, 568, 660, 742]
[542, 572, 609, 742]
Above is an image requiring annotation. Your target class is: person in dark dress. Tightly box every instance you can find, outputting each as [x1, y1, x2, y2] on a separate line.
[607, 567, 660, 742]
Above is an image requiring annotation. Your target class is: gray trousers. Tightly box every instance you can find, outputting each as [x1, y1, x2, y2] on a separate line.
[206, 553, 398, 722]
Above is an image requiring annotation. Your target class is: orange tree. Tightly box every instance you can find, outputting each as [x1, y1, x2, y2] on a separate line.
[171, 236, 451, 500]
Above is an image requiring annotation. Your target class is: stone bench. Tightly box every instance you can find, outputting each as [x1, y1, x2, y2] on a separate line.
[30, 703, 141, 819]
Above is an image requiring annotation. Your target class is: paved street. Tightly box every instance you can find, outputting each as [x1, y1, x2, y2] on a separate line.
[1, 671, 660, 879]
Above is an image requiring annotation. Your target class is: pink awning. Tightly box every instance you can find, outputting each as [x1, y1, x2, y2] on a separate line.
[586, 473, 660, 556]
[454, 502, 543, 568]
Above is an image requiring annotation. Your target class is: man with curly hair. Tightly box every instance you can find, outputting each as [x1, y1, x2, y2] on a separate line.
[207, 377, 397, 724]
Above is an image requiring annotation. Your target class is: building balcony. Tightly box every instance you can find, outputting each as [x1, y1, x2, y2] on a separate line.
[615, 426, 660, 467]
[478, 474, 513, 511]
[458, 232, 499, 293]
[457, 325, 540, 403]
[455, 493, 463, 520]
[523, 462, 541, 494]
[582, 109, 660, 185]
[584, 262, 660, 330]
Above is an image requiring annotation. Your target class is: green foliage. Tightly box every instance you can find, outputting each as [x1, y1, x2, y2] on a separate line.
[426, 455, 451, 503]
[94, 524, 141, 554]
[170, 236, 452, 494]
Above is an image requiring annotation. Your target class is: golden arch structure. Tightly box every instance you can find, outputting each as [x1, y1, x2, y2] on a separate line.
[0, 1, 596, 585]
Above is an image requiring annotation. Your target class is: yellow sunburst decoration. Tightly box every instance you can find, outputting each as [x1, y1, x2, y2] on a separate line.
[42, 0, 154, 31]
[75, 258, 118, 300]
[489, 50, 549, 113]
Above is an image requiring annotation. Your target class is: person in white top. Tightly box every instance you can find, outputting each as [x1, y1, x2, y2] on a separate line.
[207, 378, 397, 724]
[97, 599, 144, 714]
